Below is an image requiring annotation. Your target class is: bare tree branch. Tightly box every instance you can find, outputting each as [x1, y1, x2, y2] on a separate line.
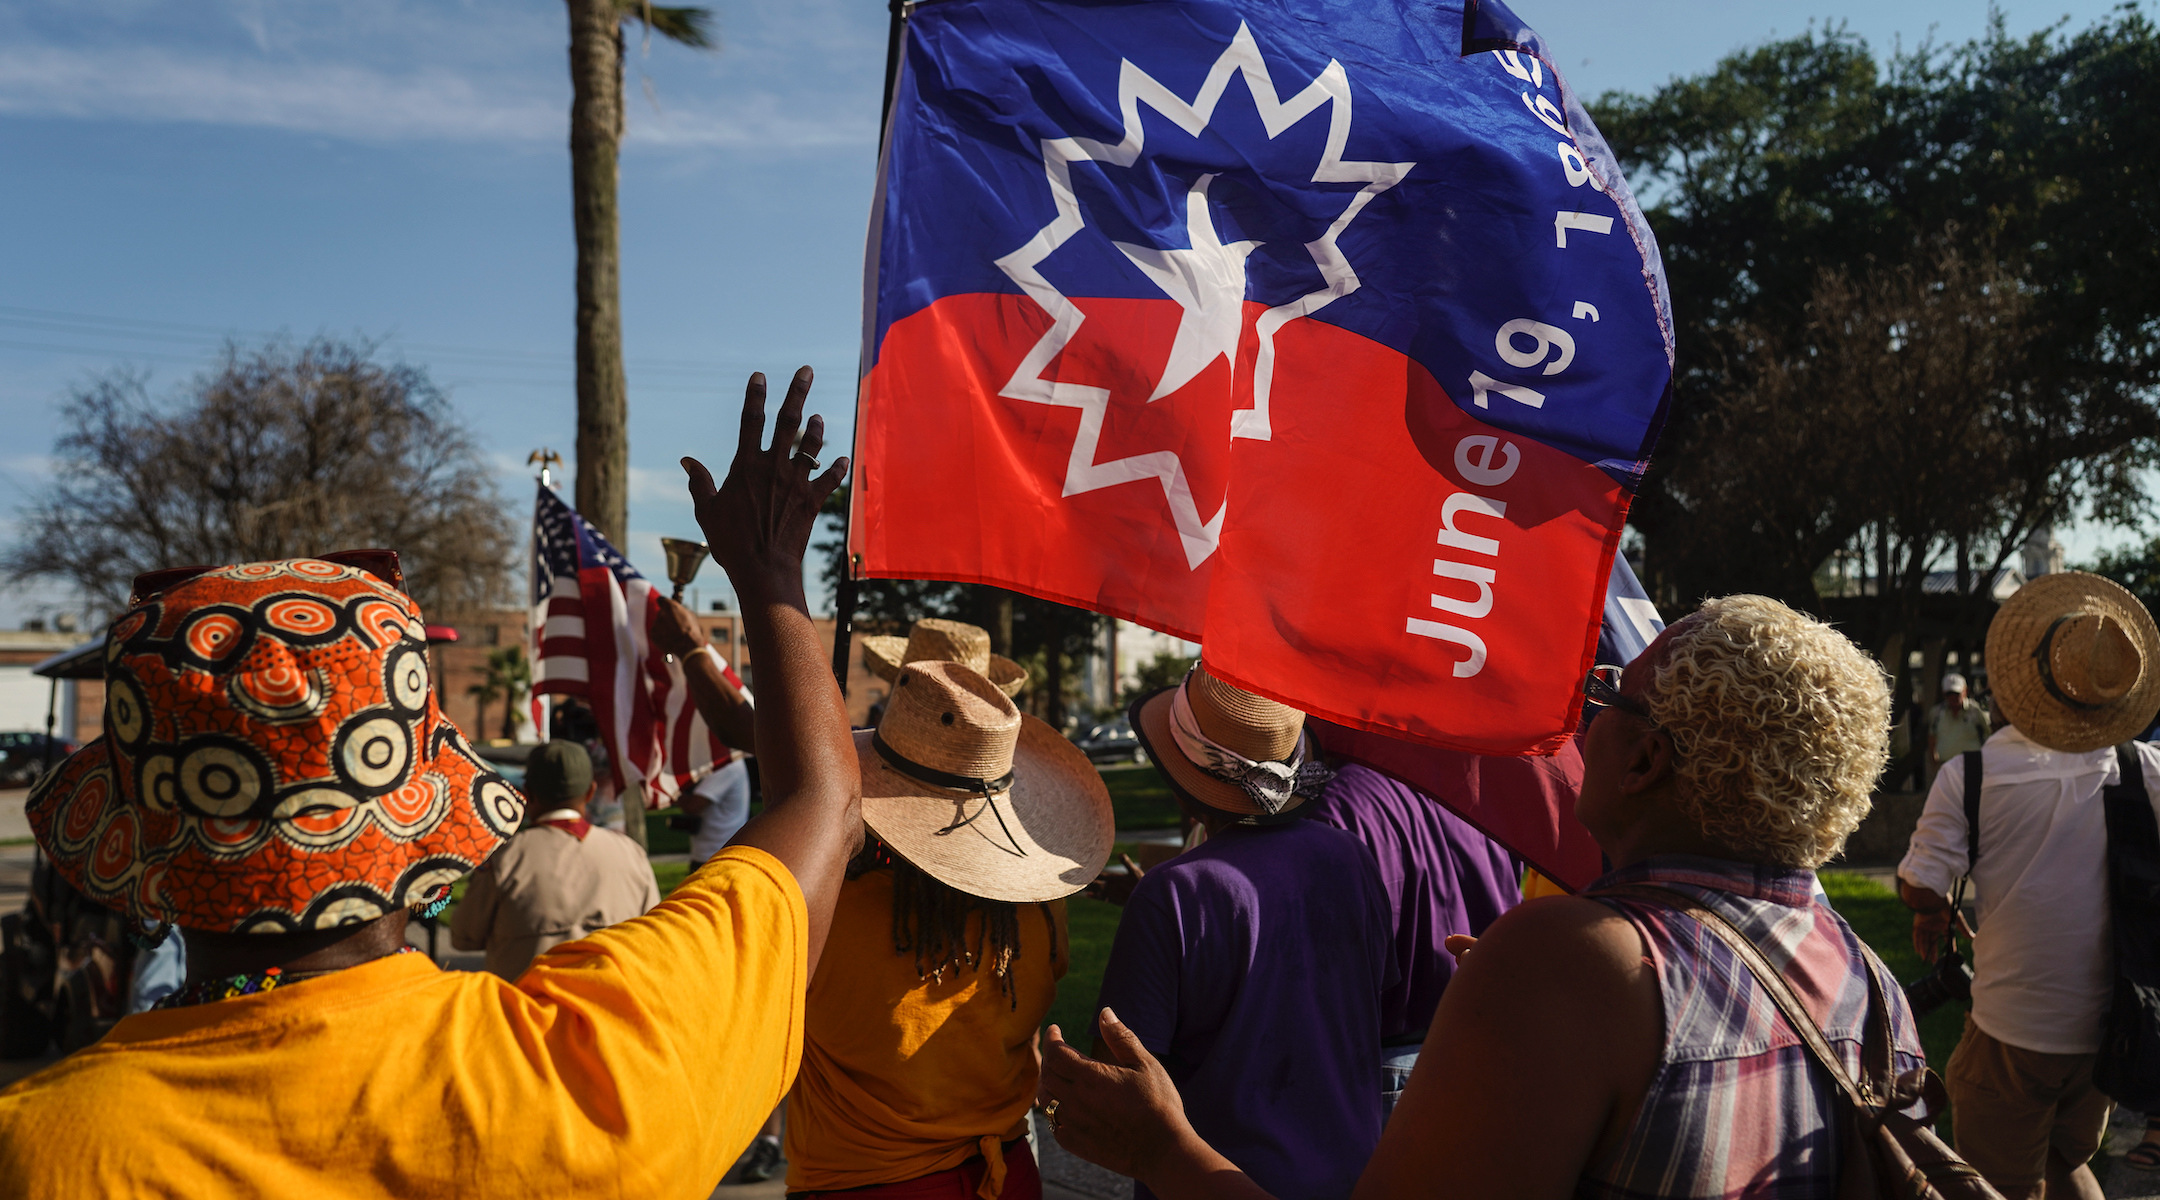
[4, 338, 518, 623]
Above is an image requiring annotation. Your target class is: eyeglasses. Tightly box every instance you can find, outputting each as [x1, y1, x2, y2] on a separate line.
[129, 549, 405, 606]
[1583, 665, 1660, 728]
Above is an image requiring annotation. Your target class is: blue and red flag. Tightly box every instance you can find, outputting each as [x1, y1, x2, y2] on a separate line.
[854, 0, 1672, 756]
[1313, 553, 1667, 889]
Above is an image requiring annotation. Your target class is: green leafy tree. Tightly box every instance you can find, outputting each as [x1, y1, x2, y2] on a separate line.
[566, 0, 713, 547]
[817, 488, 1103, 729]
[2084, 540, 2160, 619]
[1590, 12, 2160, 642]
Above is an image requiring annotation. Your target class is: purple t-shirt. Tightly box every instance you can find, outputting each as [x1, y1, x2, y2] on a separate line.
[1096, 819, 1393, 1200]
[1303, 763, 1522, 1040]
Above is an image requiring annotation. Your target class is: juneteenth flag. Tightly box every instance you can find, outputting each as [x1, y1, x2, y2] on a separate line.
[853, 0, 1672, 756]
[1315, 553, 1666, 888]
[529, 484, 744, 809]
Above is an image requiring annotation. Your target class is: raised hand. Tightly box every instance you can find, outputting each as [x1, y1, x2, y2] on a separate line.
[680, 367, 860, 977]
[681, 367, 850, 601]
[651, 596, 710, 659]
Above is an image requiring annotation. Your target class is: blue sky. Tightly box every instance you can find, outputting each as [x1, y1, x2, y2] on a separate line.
[0, 0, 2130, 625]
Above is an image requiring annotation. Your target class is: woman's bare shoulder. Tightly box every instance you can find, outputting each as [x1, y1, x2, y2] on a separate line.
[1458, 894, 1653, 999]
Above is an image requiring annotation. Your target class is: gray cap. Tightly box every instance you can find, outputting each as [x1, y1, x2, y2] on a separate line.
[523, 740, 594, 807]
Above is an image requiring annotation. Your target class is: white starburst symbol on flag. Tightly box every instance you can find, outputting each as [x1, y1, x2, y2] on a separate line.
[995, 22, 1414, 569]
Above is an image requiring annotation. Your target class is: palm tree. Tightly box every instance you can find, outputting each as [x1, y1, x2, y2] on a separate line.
[467, 645, 535, 742]
[466, 674, 500, 741]
[566, 0, 714, 546]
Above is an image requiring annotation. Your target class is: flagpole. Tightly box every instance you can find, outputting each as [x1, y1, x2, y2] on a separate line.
[830, 0, 909, 696]
[527, 448, 563, 742]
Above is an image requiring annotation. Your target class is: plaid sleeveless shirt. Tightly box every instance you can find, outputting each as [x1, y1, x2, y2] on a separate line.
[1579, 856, 1925, 1200]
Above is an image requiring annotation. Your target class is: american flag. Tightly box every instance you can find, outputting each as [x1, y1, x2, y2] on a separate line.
[530, 483, 745, 809]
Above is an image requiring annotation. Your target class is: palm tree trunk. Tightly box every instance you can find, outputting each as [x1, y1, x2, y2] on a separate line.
[567, 0, 630, 547]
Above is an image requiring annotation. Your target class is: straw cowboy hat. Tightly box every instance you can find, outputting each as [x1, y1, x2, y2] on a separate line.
[862, 619, 1028, 697]
[27, 560, 525, 934]
[857, 660, 1111, 904]
[1987, 571, 2160, 754]
[1130, 664, 1333, 817]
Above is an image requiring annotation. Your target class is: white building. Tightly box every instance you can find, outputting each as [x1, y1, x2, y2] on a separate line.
[2022, 522, 2065, 581]
[1080, 619, 1199, 715]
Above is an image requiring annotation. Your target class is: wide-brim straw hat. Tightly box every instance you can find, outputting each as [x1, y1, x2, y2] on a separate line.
[1987, 571, 2160, 754]
[862, 618, 1028, 697]
[1131, 664, 1313, 817]
[857, 660, 1111, 903]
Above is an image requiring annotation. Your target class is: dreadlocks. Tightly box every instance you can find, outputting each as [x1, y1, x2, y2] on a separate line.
[848, 836, 1056, 1008]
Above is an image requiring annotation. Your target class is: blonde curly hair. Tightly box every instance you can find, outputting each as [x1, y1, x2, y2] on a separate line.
[1640, 595, 1889, 868]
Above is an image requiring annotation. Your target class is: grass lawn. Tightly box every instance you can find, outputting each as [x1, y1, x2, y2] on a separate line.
[1101, 762, 1182, 829]
[1046, 896, 1125, 1041]
[1820, 869, 1966, 1134]
[654, 859, 693, 895]
[644, 810, 692, 855]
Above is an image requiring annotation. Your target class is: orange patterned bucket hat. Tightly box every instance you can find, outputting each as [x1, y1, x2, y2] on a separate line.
[26, 559, 527, 934]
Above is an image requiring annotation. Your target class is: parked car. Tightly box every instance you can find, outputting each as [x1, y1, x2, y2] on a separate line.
[0, 733, 75, 789]
[1074, 717, 1147, 765]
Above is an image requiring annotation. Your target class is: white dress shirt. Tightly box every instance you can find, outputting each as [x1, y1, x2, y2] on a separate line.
[1899, 725, 2160, 1054]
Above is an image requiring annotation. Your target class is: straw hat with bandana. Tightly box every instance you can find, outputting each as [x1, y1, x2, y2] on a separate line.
[1130, 664, 1334, 819]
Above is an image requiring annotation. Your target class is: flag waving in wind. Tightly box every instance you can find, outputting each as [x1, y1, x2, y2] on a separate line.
[530, 484, 744, 809]
[854, 0, 1672, 755]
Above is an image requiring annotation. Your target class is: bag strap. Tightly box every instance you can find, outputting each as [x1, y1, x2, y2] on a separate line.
[1962, 749, 1983, 870]
[1595, 883, 1881, 1109]
[2104, 742, 2144, 810]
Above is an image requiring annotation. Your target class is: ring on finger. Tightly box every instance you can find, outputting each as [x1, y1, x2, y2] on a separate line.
[1041, 1098, 1061, 1131]
[792, 450, 821, 470]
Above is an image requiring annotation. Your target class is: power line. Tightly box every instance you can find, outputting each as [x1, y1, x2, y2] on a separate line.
[0, 337, 748, 395]
[0, 303, 836, 380]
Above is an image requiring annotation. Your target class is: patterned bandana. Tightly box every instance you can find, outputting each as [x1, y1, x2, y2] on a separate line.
[26, 560, 528, 934]
[1165, 679, 1334, 816]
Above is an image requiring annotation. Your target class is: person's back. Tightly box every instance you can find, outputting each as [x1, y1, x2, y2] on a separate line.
[1581, 856, 1924, 1199]
[1896, 572, 2160, 1198]
[1905, 728, 2157, 1049]
[0, 371, 871, 1198]
[450, 739, 662, 980]
[1098, 818, 1392, 1200]
[786, 662, 1110, 1200]
[0, 848, 803, 1196]
[1301, 763, 1519, 1040]
[789, 868, 1067, 1195]
[453, 819, 660, 979]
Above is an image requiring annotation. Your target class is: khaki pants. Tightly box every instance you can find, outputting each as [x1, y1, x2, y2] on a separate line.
[1945, 1015, 2112, 1199]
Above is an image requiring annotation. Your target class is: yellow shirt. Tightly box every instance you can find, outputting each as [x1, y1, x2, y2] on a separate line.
[786, 870, 1067, 1196]
[0, 846, 805, 1200]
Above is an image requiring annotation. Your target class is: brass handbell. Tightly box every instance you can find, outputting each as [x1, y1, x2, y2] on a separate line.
[659, 537, 709, 603]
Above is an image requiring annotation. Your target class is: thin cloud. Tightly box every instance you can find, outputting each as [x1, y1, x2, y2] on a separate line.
[0, 44, 869, 149]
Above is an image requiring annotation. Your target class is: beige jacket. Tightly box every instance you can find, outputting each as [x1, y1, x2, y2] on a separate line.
[450, 820, 662, 980]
